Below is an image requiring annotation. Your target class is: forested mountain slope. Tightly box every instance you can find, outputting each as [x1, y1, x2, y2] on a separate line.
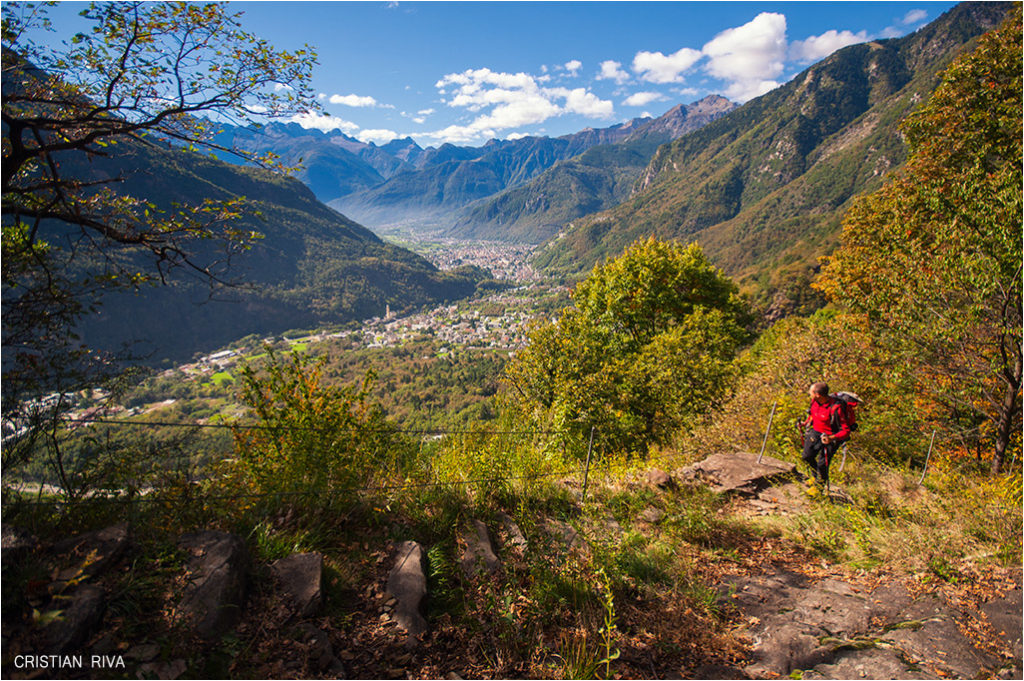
[533, 2, 1010, 314]
[448, 96, 736, 243]
[66, 139, 482, 364]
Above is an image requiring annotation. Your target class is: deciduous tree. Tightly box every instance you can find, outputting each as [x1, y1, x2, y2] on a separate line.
[1, 1, 318, 470]
[817, 8, 1022, 473]
[506, 238, 750, 456]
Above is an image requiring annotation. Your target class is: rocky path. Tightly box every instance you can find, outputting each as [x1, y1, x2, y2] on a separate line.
[681, 451, 1023, 680]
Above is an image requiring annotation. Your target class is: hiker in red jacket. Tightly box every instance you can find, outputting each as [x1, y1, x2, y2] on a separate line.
[798, 382, 850, 487]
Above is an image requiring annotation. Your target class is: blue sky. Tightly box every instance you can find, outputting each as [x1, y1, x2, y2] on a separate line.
[42, 1, 957, 147]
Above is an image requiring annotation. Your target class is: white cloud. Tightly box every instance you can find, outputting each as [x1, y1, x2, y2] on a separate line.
[274, 83, 294, 92]
[557, 87, 615, 117]
[901, 9, 928, 25]
[506, 132, 530, 140]
[289, 112, 359, 133]
[429, 67, 614, 144]
[622, 91, 665, 107]
[357, 128, 400, 145]
[597, 60, 631, 84]
[417, 108, 435, 116]
[564, 59, 582, 75]
[789, 29, 868, 63]
[632, 47, 702, 84]
[425, 124, 486, 145]
[328, 93, 383, 108]
[702, 12, 788, 102]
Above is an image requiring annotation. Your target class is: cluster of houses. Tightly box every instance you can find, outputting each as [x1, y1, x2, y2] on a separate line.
[423, 240, 540, 282]
[338, 288, 542, 352]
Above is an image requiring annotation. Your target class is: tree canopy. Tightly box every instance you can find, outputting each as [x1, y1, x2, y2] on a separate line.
[1, 1, 319, 464]
[817, 7, 1022, 473]
[506, 238, 751, 456]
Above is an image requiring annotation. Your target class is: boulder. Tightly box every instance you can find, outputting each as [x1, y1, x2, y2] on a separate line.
[460, 520, 500, 578]
[46, 584, 105, 652]
[645, 468, 674, 490]
[496, 512, 527, 553]
[271, 552, 324, 618]
[293, 622, 346, 675]
[385, 541, 428, 640]
[177, 531, 249, 640]
[51, 522, 130, 583]
[680, 452, 795, 496]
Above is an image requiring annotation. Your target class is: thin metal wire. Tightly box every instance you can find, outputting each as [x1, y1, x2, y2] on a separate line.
[57, 417, 568, 436]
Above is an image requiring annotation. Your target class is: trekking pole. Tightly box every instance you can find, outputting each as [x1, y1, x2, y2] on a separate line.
[918, 430, 936, 485]
[581, 426, 595, 504]
[757, 401, 778, 464]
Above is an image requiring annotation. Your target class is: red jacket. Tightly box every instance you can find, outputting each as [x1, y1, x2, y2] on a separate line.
[805, 397, 851, 440]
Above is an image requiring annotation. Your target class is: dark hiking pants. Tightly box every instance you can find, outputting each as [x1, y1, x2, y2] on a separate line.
[802, 430, 839, 485]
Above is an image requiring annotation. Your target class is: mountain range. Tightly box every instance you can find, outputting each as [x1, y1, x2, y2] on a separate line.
[215, 95, 736, 233]
[532, 1, 1011, 315]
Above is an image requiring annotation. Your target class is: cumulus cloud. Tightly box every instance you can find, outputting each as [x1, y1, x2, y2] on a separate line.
[789, 28, 868, 63]
[429, 67, 613, 143]
[597, 60, 631, 84]
[632, 47, 702, 84]
[328, 93, 386, 108]
[417, 108, 435, 116]
[702, 11, 788, 102]
[357, 128, 400, 145]
[622, 91, 666, 107]
[289, 111, 359, 133]
[902, 9, 928, 25]
[564, 59, 582, 75]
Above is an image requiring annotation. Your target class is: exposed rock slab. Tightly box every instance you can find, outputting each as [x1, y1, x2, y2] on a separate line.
[982, 584, 1023, 662]
[542, 518, 587, 556]
[385, 540, 427, 640]
[46, 584, 105, 652]
[271, 552, 324, 618]
[51, 522, 130, 583]
[680, 451, 795, 496]
[496, 512, 527, 553]
[720, 569, 1012, 679]
[177, 530, 249, 640]
[460, 520, 500, 578]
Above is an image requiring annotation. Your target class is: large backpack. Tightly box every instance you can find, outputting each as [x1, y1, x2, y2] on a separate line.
[829, 391, 861, 441]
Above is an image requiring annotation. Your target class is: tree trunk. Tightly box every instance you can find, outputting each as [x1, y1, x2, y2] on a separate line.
[991, 352, 1023, 474]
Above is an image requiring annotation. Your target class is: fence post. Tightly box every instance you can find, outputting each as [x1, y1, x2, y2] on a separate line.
[581, 426, 595, 504]
[757, 401, 778, 464]
[918, 430, 937, 485]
